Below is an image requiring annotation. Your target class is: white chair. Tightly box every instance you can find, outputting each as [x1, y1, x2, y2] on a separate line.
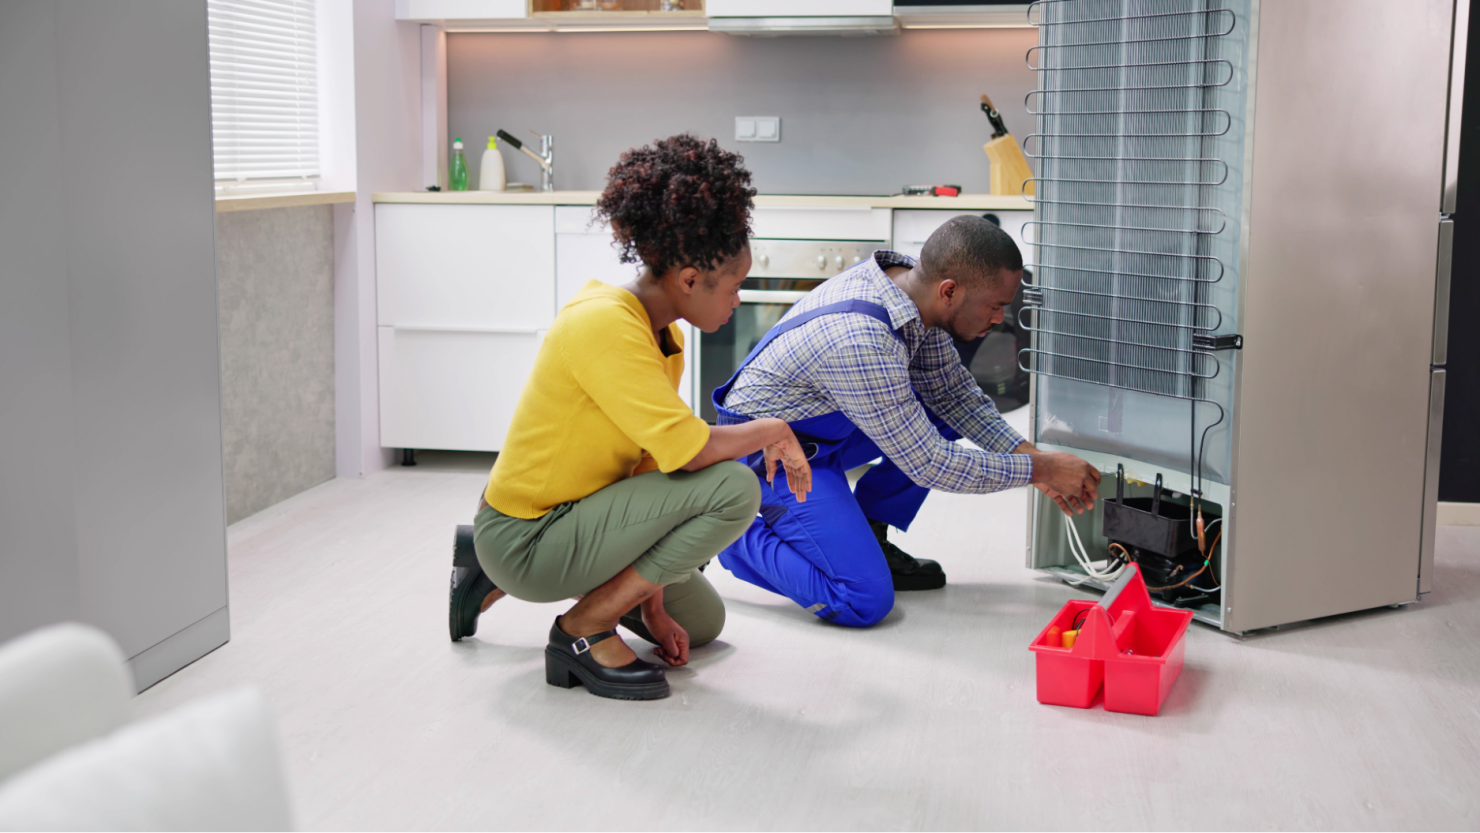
[0, 624, 293, 831]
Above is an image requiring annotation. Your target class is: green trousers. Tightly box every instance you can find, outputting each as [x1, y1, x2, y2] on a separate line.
[473, 461, 760, 647]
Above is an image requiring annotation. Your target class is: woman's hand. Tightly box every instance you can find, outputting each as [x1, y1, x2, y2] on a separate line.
[763, 426, 813, 503]
[643, 606, 690, 667]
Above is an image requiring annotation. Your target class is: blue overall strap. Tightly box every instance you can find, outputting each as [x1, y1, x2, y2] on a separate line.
[712, 299, 897, 415]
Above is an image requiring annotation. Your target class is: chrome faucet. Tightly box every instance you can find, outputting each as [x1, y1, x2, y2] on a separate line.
[496, 129, 554, 192]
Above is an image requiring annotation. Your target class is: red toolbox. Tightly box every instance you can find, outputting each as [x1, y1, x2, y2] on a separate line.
[1028, 565, 1194, 715]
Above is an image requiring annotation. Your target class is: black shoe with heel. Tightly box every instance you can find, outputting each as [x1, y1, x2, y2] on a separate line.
[545, 618, 669, 701]
[870, 519, 946, 591]
[449, 524, 498, 642]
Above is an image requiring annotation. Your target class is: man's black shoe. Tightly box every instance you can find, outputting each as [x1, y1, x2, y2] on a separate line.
[449, 524, 498, 641]
[869, 519, 946, 591]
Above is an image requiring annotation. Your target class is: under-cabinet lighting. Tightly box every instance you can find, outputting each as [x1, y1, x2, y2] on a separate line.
[446, 26, 708, 33]
[560, 26, 708, 31]
[900, 23, 1034, 29]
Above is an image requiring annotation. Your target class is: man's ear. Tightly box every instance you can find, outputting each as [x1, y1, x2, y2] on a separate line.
[677, 265, 701, 295]
[938, 277, 961, 307]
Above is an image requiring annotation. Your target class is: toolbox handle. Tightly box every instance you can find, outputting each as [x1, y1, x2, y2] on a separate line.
[1152, 473, 1162, 516]
[1115, 464, 1124, 504]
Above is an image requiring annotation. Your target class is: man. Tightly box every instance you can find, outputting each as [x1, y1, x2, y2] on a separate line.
[712, 216, 1100, 627]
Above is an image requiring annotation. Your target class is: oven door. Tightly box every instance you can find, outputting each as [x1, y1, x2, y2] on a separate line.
[697, 279, 822, 423]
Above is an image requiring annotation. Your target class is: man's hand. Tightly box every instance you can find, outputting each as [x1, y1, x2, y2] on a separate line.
[1016, 442, 1100, 515]
[763, 425, 813, 503]
[642, 599, 690, 667]
[1035, 483, 1082, 517]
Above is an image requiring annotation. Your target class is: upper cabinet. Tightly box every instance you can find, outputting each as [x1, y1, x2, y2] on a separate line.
[395, 0, 529, 21]
[706, 0, 888, 15]
[396, 0, 1030, 31]
[527, 0, 706, 31]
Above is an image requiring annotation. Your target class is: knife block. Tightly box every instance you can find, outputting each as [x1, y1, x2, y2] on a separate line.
[985, 134, 1035, 197]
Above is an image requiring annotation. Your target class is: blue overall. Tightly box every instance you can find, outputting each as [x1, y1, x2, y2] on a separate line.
[712, 301, 961, 628]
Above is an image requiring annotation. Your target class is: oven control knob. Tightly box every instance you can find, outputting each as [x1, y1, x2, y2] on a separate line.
[758, 253, 770, 268]
[816, 254, 827, 270]
[852, 255, 862, 265]
[834, 255, 845, 269]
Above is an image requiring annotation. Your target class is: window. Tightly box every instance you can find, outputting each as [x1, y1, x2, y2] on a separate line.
[207, 0, 319, 193]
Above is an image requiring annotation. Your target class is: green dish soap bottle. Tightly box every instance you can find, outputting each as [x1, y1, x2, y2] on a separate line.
[450, 137, 469, 191]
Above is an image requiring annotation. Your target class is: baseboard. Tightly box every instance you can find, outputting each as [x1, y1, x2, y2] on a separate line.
[127, 606, 231, 693]
[1437, 501, 1480, 527]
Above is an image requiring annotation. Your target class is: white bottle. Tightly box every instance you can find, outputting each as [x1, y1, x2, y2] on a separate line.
[479, 136, 506, 191]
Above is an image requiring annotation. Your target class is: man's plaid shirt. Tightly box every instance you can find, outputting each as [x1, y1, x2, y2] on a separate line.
[722, 250, 1033, 494]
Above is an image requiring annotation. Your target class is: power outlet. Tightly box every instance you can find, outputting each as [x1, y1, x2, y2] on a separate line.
[735, 116, 780, 143]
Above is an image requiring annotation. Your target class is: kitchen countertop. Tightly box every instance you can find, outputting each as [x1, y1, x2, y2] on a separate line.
[217, 190, 356, 213]
[371, 191, 1034, 211]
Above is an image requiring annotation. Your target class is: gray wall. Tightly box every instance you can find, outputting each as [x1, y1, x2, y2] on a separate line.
[447, 28, 1039, 195]
[217, 206, 337, 525]
[0, 0, 229, 691]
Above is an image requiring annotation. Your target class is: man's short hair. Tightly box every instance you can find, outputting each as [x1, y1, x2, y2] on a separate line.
[919, 215, 1023, 290]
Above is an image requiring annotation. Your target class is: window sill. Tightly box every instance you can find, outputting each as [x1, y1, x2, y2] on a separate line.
[215, 191, 357, 213]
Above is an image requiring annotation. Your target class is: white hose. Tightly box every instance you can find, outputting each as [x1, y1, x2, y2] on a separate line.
[1063, 513, 1127, 584]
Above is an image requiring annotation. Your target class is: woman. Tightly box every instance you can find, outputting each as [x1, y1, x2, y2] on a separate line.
[448, 135, 812, 701]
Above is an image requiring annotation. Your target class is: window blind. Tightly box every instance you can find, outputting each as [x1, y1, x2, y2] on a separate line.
[207, 0, 319, 185]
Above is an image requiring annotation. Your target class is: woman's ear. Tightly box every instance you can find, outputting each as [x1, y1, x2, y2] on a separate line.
[676, 265, 702, 295]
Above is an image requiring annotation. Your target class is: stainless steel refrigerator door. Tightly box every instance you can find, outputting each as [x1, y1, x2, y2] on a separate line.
[1443, 0, 1471, 214]
[1224, 0, 1453, 633]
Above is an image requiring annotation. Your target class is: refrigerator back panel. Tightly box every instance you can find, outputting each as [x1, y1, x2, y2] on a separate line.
[1023, 0, 1252, 488]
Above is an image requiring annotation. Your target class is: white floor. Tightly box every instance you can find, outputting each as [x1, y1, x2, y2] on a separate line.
[135, 431, 1480, 830]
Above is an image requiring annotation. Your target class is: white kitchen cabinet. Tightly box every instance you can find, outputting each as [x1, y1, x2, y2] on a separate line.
[376, 203, 556, 452]
[395, 0, 527, 21]
[378, 328, 543, 452]
[376, 203, 556, 332]
[554, 205, 697, 411]
[707, 0, 891, 15]
[554, 206, 638, 308]
[751, 206, 891, 242]
[892, 209, 1033, 262]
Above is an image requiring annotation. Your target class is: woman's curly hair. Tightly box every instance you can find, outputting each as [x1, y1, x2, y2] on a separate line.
[595, 134, 756, 279]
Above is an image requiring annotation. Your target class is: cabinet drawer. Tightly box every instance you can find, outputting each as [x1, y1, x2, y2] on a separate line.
[555, 205, 603, 234]
[378, 327, 543, 452]
[751, 207, 891, 241]
[375, 204, 555, 331]
[555, 228, 637, 310]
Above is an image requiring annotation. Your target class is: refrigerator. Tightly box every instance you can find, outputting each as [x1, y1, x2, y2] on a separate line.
[1021, 0, 1465, 634]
